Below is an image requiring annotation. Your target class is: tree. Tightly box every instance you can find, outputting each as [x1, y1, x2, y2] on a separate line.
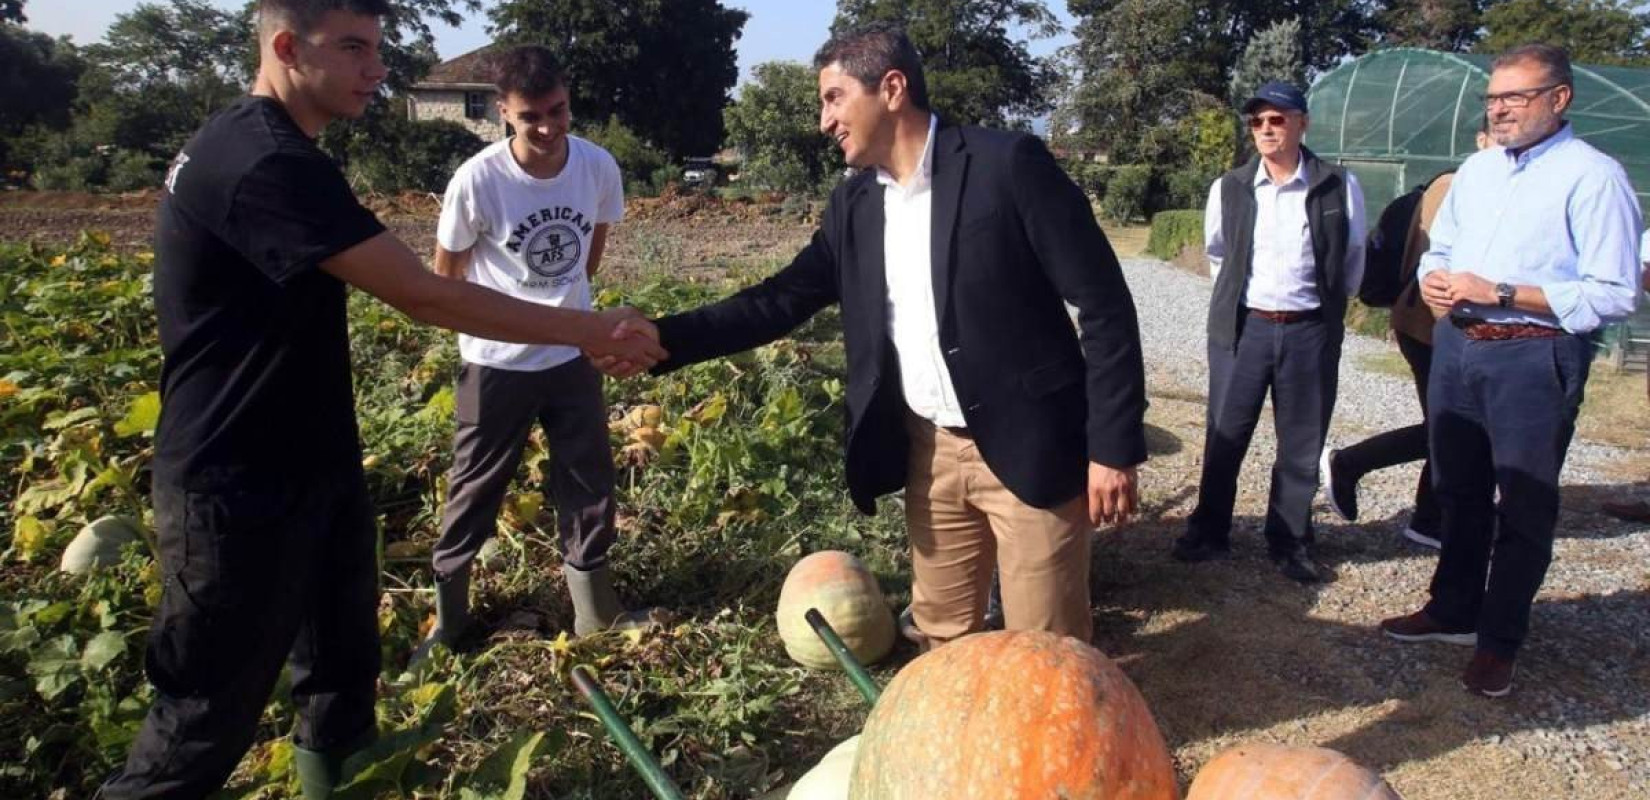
[723, 61, 845, 193]
[1063, 0, 1377, 161]
[490, 0, 748, 158]
[1477, 0, 1650, 65]
[0, 27, 80, 137]
[830, 0, 1060, 126]
[1377, 0, 1485, 51]
[2, 0, 25, 25]
[0, 26, 81, 171]
[1063, 0, 1217, 162]
[1230, 17, 1306, 108]
[83, 0, 251, 125]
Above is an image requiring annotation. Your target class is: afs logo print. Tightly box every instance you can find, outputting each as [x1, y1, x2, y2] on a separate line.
[523, 223, 583, 279]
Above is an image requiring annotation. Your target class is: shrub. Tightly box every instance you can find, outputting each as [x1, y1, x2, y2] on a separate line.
[1163, 166, 1218, 211]
[579, 115, 670, 196]
[1146, 209, 1204, 260]
[347, 119, 485, 194]
[32, 155, 104, 191]
[1100, 164, 1152, 222]
[1065, 161, 1112, 202]
[103, 150, 161, 192]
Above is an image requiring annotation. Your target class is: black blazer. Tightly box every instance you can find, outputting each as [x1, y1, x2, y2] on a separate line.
[654, 121, 1147, 514]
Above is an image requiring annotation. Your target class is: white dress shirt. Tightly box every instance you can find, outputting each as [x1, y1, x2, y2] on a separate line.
[1204, 157, 1367, 311]
[878, 115, 966, 427]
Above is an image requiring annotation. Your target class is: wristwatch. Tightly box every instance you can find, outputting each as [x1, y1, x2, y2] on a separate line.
[1495, 282, 1516, 308]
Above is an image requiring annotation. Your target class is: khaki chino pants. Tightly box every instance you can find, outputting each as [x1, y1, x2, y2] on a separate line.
[903, 415, 1093, 645]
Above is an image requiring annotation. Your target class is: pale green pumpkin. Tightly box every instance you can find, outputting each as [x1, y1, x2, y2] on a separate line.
[60, 515, 145, 574]
[775, 551, 894, 670]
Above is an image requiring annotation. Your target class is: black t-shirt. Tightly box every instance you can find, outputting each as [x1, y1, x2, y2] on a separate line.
[152, 96, 385, 490]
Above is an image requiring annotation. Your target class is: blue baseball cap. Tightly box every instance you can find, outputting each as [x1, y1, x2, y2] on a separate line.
[1241, 81, 1309, 115]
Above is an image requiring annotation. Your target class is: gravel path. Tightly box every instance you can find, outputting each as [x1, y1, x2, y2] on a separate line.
[1103, 257, 1650, 798]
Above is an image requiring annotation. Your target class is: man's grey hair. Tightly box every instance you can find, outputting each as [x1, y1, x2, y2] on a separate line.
[812, 23, 931, 112]
[1492, 43, 1574, 89]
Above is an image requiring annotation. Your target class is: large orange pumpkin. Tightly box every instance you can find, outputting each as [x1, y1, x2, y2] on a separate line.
[776, 551, 895, 670]
[848, 630, 1179, 800]
[1186, 743, 1402, 799]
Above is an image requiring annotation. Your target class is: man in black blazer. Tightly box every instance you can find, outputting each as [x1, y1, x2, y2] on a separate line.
[609, 24, 1146, 646]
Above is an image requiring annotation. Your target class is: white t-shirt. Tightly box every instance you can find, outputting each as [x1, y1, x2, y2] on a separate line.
[437, 135, 624, 371]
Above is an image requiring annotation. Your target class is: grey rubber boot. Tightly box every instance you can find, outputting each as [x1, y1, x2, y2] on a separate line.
[563, 563, 660, 636]
[409, 564, 472, 665]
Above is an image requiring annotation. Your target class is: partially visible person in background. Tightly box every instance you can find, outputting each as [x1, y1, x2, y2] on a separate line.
[1321, 119, 1494, 550]
[1600, 224, 1650, 523]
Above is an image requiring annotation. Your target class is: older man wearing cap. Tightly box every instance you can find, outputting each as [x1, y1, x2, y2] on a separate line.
[1173, 81, 1367, 583]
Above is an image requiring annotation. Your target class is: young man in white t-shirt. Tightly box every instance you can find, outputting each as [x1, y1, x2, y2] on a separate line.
[417, 45, 655, 658]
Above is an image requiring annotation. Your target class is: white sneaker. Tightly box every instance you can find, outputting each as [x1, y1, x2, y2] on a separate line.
[1403, 526, 1441, 549]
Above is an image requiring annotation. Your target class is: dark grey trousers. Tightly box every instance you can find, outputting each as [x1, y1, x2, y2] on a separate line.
[1187, 313, 1342, 555]
[433, 357, 616, 577]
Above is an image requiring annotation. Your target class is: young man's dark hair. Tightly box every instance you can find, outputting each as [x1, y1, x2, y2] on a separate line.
[256, 0, 392, 37]
[1492, 42, 1574, 88]
[491, 44, 567, 98]
[812, 22, 930, 111]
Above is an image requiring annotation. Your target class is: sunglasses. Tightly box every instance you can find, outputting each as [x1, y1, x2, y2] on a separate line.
[1247, 113, 1296, 130]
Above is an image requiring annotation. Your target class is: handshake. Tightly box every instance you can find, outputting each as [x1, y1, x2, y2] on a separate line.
[582, 307, 666, 379]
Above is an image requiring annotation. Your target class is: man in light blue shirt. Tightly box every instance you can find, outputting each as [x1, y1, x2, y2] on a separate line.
[1381, 44, 1643, 699]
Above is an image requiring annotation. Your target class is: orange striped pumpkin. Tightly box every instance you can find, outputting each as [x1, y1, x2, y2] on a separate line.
[848, 630, 1179, 800]
[1186, 743, 1402, 799]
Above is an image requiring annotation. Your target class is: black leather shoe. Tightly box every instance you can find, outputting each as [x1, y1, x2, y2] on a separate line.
[1273, 551, 1326, 583]
[1171, 534, 1231, 562]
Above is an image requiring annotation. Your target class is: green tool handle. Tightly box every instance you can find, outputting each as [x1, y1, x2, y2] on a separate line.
[571, 665, 686, 800]
[804, 608, 881, 705]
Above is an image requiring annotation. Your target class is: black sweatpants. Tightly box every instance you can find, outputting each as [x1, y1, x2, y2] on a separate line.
[100, 469, 381, 799]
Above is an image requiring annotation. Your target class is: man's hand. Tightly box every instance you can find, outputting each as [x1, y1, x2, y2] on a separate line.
[1443, 271, 1498, 306]
[1087, 462, 1139, 527]
[583, 308, 666, 377]
[1420, 270, 1455, 310]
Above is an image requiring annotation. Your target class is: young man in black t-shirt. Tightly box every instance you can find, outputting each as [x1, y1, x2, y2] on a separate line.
[99, 2, 666, 798]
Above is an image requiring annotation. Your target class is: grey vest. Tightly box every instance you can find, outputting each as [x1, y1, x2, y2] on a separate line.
[1208, 149, 1351, 351]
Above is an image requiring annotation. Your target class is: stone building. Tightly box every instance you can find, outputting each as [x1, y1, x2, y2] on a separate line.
[407, 46, 507, 141]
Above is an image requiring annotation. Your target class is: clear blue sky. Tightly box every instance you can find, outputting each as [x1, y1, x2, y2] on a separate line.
[27, 1, 1075, 85]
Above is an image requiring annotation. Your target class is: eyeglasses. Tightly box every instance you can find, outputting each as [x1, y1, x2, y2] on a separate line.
[1247, 113, 1296, 130]
[1481, 84, 1562, 109]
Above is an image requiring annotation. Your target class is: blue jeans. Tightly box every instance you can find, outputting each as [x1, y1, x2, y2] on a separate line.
[1423, 318, 1589, 658]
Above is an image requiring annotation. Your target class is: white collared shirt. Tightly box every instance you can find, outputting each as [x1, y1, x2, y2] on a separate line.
[877, 114, 966, 427]
[1204, 158, 1367, 311]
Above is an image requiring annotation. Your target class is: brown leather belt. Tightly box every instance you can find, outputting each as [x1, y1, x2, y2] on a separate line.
[1248, 308, 1322, 324]
[1451, 317, 1564, 341]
